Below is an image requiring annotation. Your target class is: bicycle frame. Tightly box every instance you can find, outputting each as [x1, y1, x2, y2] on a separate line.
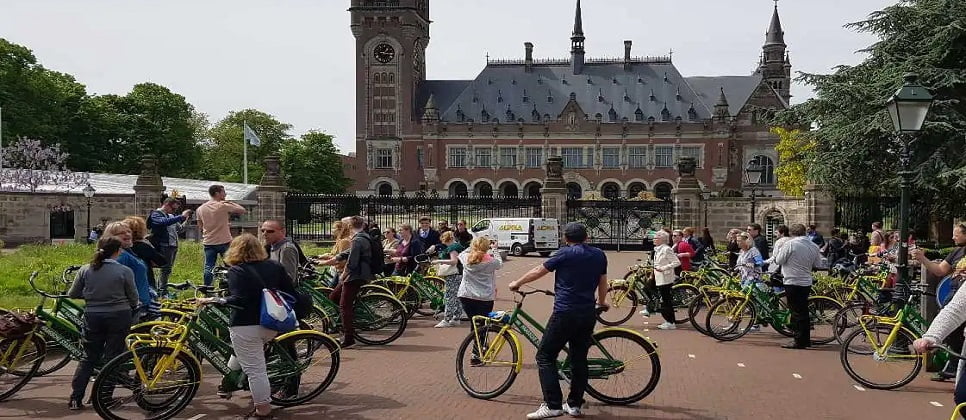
[855, 294, 927, 360]
[0, 327, 41, 372]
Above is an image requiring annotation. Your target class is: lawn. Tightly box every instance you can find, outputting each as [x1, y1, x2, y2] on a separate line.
[0, 241, 328, 309]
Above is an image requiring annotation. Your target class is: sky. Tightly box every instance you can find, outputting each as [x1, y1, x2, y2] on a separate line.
[1, 0, 896, 154]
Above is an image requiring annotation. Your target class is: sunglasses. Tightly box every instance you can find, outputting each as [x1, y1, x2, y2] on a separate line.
[260, 229, 276, 234]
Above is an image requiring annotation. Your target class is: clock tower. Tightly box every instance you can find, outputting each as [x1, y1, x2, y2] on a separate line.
[350, 0, 430, 146]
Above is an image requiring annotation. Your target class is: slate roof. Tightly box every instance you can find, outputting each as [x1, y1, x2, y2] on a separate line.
[0, 169, 258, 203]
[420, 61, 767, 124]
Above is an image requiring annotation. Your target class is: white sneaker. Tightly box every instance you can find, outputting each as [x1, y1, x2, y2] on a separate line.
[639, 309, 650, 317]
[526, 404, 564, 419]
[657, 322, 676, 330]
[434, 320, 452, 328]
[562, 402, 582, 417]
[449, 319, 461, 326]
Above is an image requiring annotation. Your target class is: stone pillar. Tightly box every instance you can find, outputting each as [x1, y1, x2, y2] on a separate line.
[540, 156, 568, 225]
[133, 155, 164, 217]
[256, 155, 287, 223]
[804, 183, 835, 236]
[673, 157, 702, 229]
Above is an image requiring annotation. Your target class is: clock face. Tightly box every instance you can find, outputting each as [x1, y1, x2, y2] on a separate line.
[373, 43, 395, 64]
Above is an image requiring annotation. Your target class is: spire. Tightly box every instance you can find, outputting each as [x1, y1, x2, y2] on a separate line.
[570, 0, 585, 75]
[765, 1, 785, 46]
[422, 94, 439, 122]
[714, 87, 730, 119]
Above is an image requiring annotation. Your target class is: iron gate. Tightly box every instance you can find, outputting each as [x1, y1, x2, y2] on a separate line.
[566, 197, 673, 250]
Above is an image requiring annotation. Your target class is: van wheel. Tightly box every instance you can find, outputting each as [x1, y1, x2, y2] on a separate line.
[511, 243, 525, 257]
[539, 251, 551, 257]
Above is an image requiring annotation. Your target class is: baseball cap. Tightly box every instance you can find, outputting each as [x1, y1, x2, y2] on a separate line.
[564, 222, 588, 243]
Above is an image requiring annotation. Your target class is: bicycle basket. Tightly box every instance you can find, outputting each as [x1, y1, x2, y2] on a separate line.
[0, 311, 40, 339]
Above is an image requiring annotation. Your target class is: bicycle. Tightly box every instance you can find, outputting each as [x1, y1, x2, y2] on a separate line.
[92, 294, 341, 419]
[297, 272, 408, 346]
[706, 279, 844, 343]
[0, 309, 46, 402]
[839, 284, 948, 390]
[927, 345, 966, 420]
[597, 260, 700, 327]
[373, 254, 446, 317]
[455, 288, 661, 405]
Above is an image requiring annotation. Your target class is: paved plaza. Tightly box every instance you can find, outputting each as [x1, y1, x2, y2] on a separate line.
[0, 252, 956, 419]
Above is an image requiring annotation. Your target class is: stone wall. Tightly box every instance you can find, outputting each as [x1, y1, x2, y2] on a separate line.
[702, 196, 811, 241]
[0, 193, 136, 245]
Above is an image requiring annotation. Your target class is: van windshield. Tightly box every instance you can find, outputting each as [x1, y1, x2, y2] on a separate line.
[472, 220, 489, 232]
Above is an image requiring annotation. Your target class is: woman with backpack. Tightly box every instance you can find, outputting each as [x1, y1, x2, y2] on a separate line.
[67, 237, 139, 411]
[431, 231, 466, 328]
[198, 233, 295, 419]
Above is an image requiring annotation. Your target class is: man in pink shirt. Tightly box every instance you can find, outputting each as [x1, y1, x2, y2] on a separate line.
[196, 184, 247, 285]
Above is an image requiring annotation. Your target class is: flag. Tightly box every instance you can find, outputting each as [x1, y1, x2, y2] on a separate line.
[244, 123, 261, 146]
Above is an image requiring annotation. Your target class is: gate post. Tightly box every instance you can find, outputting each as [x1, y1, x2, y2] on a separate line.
[133, 155, 164, 218]
[804, 183, 835, 236]
[540, 156, 568, 227]
[256, 155, 287, 223]
[673, 157, 702, 229]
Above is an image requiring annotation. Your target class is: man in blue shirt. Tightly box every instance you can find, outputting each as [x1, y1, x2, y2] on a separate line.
[509, 223, 608, 419]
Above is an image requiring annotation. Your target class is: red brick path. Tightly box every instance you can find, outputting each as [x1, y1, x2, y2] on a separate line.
[0, 252, 955, 419]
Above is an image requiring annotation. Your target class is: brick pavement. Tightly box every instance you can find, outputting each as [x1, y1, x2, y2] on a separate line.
[0, 251, 957, 419]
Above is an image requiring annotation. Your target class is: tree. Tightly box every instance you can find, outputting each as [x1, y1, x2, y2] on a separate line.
[200, 109, 293, 183]
[770, 127, 814, 197]
[783, 0, 966, 215]
[280, 131, 350, 193]
[0, 137, 88, 192]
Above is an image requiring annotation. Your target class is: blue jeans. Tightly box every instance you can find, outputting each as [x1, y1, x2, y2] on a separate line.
[203, 243, 230, 286]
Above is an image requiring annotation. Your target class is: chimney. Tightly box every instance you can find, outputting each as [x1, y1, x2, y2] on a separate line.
[525, 42, 534, 72]
[623, 40, 632, 71]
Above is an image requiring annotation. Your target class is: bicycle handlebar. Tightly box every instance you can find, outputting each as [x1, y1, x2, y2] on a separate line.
[934, 344, 966, 361]
[29, 271, 69, 299]
[513, 288, 555, 297]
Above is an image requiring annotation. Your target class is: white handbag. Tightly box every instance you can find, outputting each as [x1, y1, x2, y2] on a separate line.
[437, 263, 459, 277]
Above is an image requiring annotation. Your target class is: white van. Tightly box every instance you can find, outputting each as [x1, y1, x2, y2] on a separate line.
[471, 218, 560, 257]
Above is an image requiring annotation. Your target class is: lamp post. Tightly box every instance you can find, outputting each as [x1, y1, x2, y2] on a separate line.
[745, 162, 764, 224]
[700, 189, 712, 228]
[886, 73, 933, 289]
[82, 183, 95, 242]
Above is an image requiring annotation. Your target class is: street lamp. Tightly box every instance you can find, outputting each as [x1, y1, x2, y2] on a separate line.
[886, 73, 933, 289]
[700, 189, 712, 228]
[745, 162, 764, 224]
[82, 183, 95, 243]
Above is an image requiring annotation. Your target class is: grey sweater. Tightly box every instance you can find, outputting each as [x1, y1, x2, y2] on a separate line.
[457, 249, 503, 301]
[68, 260, 139, 313]
[772, 236, 824, 287]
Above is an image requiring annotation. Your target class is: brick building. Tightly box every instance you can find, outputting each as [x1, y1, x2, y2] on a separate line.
[345, 0, 791, 199]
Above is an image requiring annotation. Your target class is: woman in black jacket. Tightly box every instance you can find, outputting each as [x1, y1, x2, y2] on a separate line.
[123, 216, 168, 290]
[389, 223, 426, 276]
[199, 233, 295, 419]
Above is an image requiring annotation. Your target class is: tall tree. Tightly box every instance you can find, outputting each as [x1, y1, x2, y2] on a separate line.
[200, 109, 293, 183]
[771, 127, 814, 197]
[280, 131, 350, 193]
[784, 0, 966, 215]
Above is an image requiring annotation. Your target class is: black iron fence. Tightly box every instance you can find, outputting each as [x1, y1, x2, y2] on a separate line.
[834, 195, 932, 239]
[566, 198, 673, 251]
[286, 192, 542, 242]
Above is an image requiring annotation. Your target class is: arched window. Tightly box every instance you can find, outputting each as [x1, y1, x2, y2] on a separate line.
[627, 182, 646, 198]
[601, 182, 620, 200]
[377, 183, 393, 197]
[374, 73, 381, 84]
[749, 155, 776, 185]
[524, 182, 542, 199]
[388, 72, 395, 83]
[499, 182, 519, 198]
[566, 182, 583, 200]
[475, 182, 493, 198]
[449, 181, 468, 197]
[654, 182, 673, 200]
[764, 210, 785, 245]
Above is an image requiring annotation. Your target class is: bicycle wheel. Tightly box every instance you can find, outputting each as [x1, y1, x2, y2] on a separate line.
[0, 335, 46, 402]
[833, 302, 869, 345]
[267, 331, 340, 407]
[769, 292, 796, 337]
[840, 324, 921, 390]
[91, 346, 201, 420]
[9, 326, 70, 377]
[455, 325, 519, 400]
[416, 276, 445, 317]
[670, 284, 700, 325]
[706, 297, 756, 341]
[807, 296, 845, 345]
[353, 293, 408, 345]
[596, 286, 637, 326]
[381, 280, 419, 317]
[688, 291, 720, 336]
[584, 329, 661, 405]
[301, 305, 335, 336]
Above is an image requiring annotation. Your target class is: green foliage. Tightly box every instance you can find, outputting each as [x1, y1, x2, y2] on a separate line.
[781, 0, 966, 215]
[280, 131, 350, 193]
[770, 127, 814, 197]
[200, 109, 293, 183]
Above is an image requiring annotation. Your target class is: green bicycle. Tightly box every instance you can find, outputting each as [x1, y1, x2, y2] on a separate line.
[374, 254, 446, 317]
[455, 288, 661, 405]
[597, 261, 700, 326]
[0, 309, 46, 402]
[298, 273, 408, 346]
[706, 281, 844, 343]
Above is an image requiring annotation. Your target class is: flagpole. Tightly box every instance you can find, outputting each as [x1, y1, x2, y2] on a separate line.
[243, 120, 248, 185]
